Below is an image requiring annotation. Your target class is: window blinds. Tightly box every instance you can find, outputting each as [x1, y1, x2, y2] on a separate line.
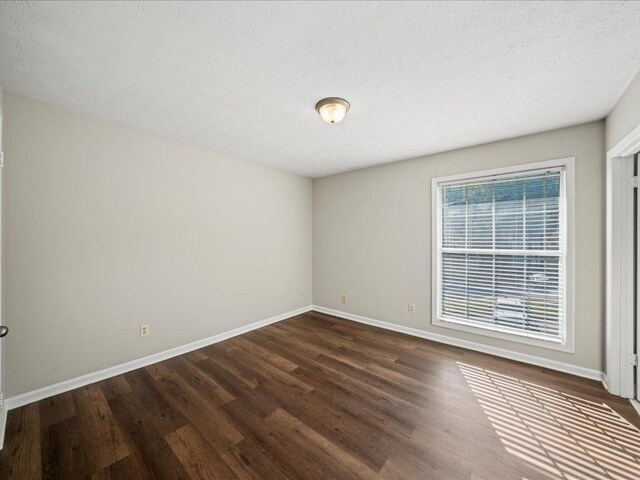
[437, 168, 565, 343]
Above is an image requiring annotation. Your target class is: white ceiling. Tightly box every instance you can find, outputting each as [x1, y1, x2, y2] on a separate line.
[1, 1, 640, 177]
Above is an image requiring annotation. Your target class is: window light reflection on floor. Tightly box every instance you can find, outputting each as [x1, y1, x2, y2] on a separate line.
[457, 362, 640, 480]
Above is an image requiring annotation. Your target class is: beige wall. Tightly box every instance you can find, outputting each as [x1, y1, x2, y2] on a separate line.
[313, 121, 605, 371]
[0, 89, 612, 397]
[2, 93, 312, 397]
[607, 68, 640, 150]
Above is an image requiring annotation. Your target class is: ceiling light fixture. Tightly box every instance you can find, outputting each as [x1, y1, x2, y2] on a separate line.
[315, 97, 350, 124]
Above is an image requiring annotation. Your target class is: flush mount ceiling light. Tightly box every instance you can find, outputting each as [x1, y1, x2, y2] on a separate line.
[315, 97, 350, 124]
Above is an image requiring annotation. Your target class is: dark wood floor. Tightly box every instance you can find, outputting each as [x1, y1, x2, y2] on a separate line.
[1, 311, 639, 479]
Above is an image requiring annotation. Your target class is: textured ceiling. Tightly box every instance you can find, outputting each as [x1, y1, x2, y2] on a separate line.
[1, 1, 640, 177]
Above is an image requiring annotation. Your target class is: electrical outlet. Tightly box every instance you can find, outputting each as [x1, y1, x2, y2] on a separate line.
[408, 304, 416, 313]
[140, 324, 150, 337]
[341, 295, 348, 305]
[300, 288, 305, 295]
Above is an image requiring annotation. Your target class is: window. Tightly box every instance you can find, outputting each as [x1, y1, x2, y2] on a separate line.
[432, 158, 574, 350]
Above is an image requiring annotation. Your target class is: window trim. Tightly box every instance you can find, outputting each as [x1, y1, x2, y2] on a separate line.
[431, 157, 575, 353]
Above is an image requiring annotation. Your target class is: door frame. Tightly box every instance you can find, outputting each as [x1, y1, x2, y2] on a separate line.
[606, 123, 640, 399]
[0, 96, 4, 448]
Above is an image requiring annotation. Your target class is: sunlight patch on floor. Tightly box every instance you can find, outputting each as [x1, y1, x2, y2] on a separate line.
[458, 362, 640, 480]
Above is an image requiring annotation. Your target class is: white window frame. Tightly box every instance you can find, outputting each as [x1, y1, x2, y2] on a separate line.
[431, 157, 575, 352]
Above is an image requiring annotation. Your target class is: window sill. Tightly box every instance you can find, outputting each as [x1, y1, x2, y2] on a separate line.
[432, 315, 574, 353]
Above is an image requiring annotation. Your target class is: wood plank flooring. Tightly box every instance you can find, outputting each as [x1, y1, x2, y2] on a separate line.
[1, 311, 639, 479]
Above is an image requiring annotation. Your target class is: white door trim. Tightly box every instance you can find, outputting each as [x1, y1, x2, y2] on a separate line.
[607, 123, 640, 161]
[0, 101, 4, 449]
[606, 124, 640, 399]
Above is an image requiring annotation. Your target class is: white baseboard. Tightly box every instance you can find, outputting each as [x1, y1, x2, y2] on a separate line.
[4, 303, 606, 414]
[312, 305, 604, 382]
[631, 399, 640, 417]
[5, 305, 313, 411]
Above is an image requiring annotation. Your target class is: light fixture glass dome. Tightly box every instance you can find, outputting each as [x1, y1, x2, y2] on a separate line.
[316, 97, 350, 124]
